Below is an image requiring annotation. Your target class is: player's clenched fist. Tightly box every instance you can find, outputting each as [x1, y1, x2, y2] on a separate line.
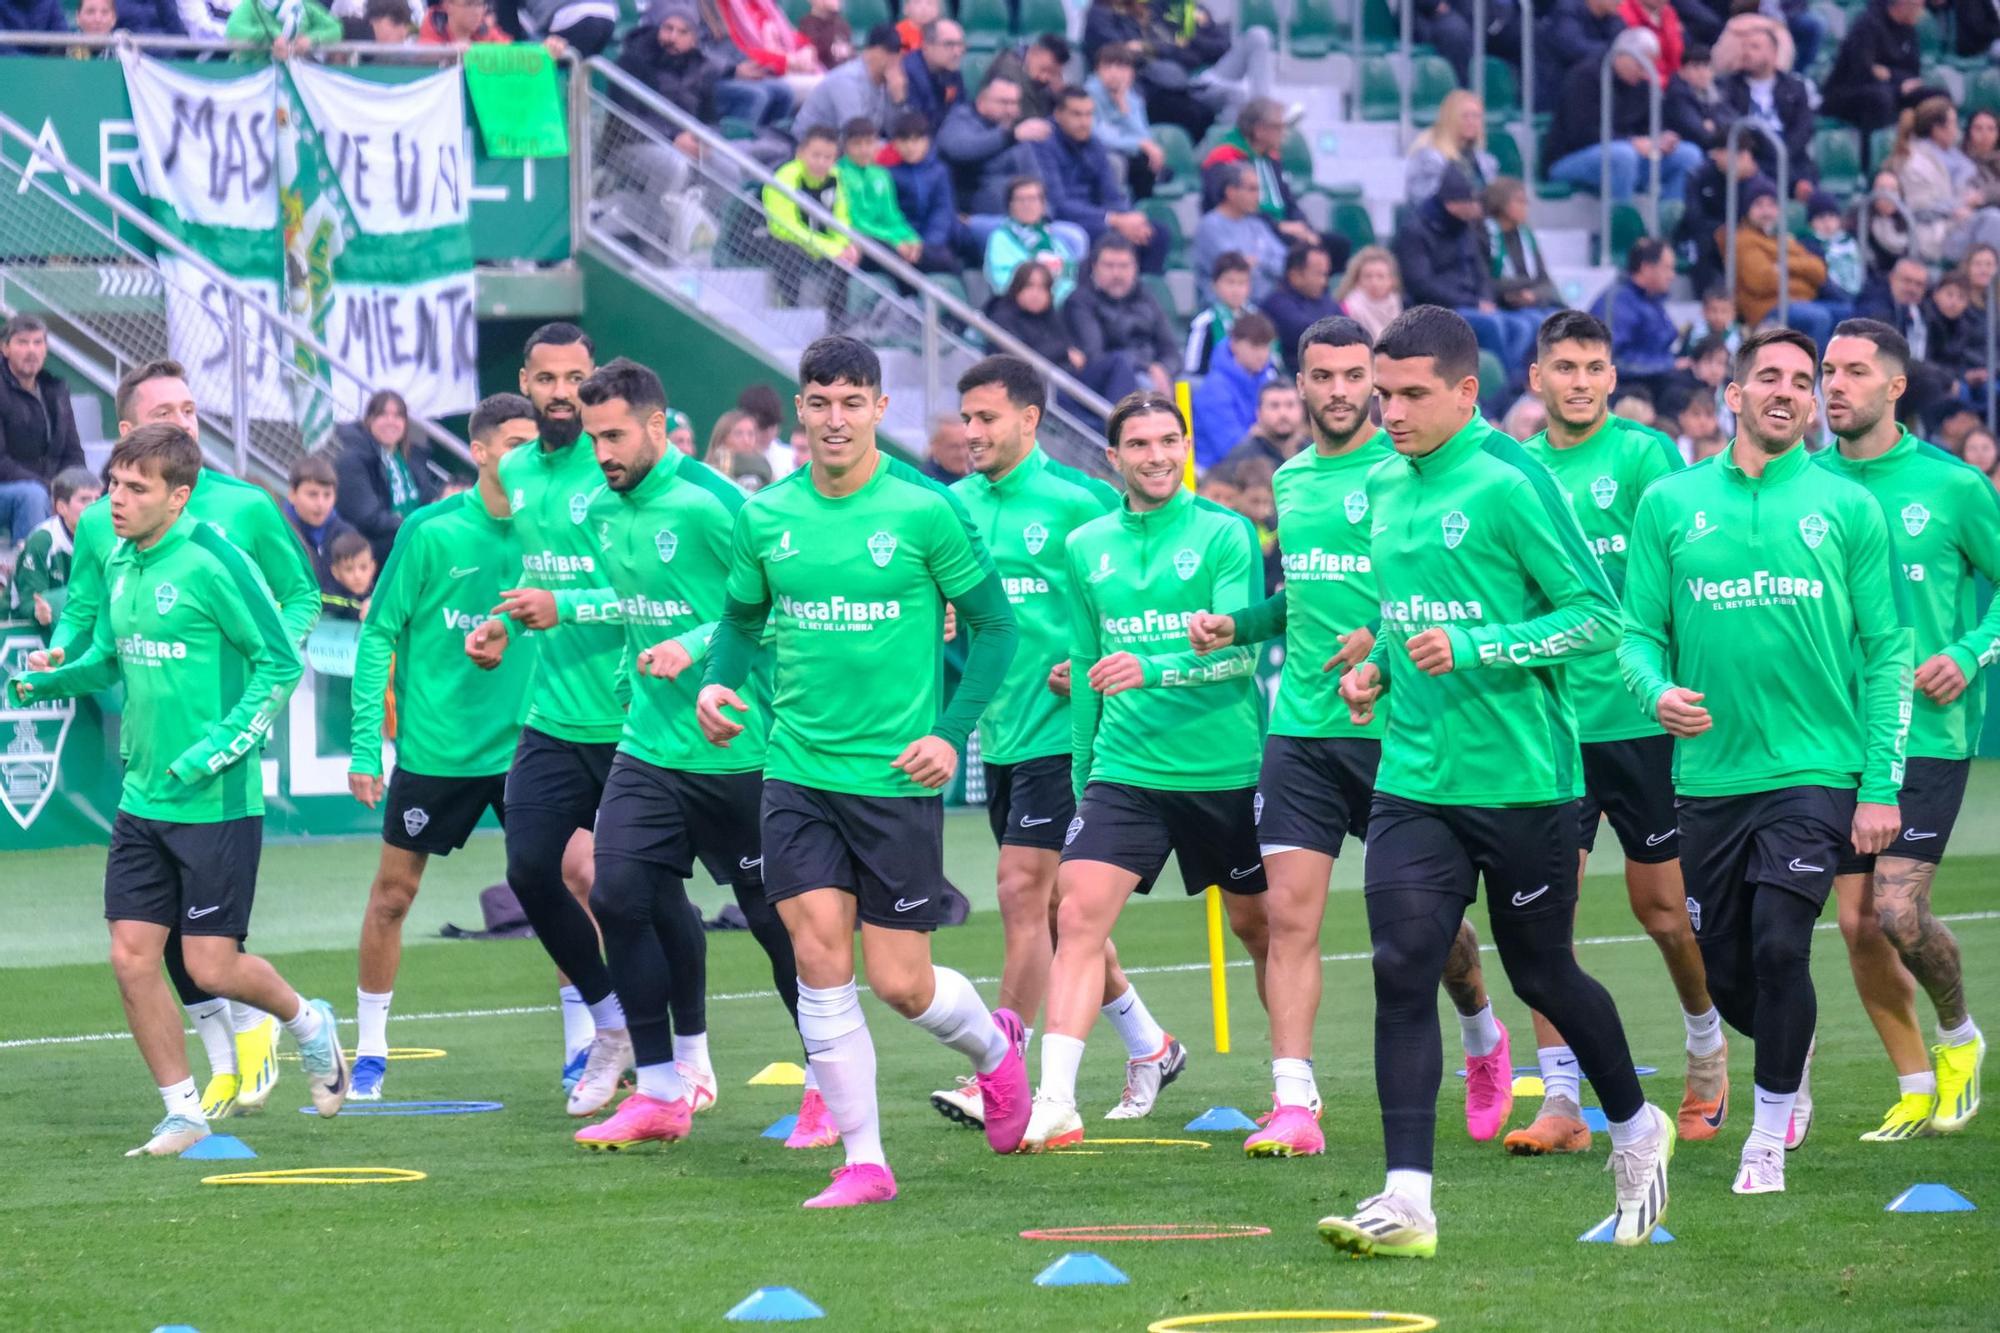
[638, 639, 693, 680]
[1339, 661, 1383, 725]
[892, 735, 958, 788]
[697, 683, 748, 746]
[1405, 627, 1454, 676]
[1654, 685, 1712, 738]
[1087, 651, 1146, 697]
[1186, 611, 1235, 654]
[464, 618, 509, 670]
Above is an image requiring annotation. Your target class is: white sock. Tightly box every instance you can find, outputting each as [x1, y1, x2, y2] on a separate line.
[1101, 986, 1166, 1060]
[1899, 1069, 1939, 1097]
[1384, 1168, 1433, 1213]
[1038, 1033, 1087, 1105]
[1747, 1083, 1795, 1154]
[355, 989, 393, 1060]
[1606, 1105, 1656, 1152]
[636, 1060, 691, 1103]
[281, 1000, 324, 1045]
[797, 981, 883, 1167]
[910, 967, 1006, 1073]
[1272, 1057, 1317, 1108]
[587, 993, 627, 1032]
[1538, 1045, 1581, 1107]
[1456, 1003, 1501, 1058]
[1683, 1006, 1725, 1057]
[1938, 1016, 1980, 1046]
[1023, 1026, 1035, 1047]
[161, 1076, 204, 1122]
[559, 985, 593, 1062]
[229, 1002, 269, 1034]
[675, 1030, 711, 1074]
[185, 998, 236, 1077]
[803, 1063, 819, 1092]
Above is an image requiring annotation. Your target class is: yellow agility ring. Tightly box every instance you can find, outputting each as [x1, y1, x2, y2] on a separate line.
[281, 1047, 448, 1062]
[1148, 1311, 1439, 1333]
[1051, 1138, 1214, 1152]
[200, 1167, 427, 1186]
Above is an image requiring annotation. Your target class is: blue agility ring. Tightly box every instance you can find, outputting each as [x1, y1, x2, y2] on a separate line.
[298, 1100, 505, 1117]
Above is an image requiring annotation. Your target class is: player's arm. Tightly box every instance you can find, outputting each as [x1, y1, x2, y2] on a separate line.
[1436, 477, 1620, 674]
[926, 493, 1020, 748]
[553, 583, 625, 625]
[1193, 587, 1286, 652]
[47, 507, 109, 663]
[349, 524, 424, 782]
[698, 508, 770, 744]
[1116, 517, 1258, 689]
[1848, 492, 1916, 807]
[1930, 476, 2000, 698]
[11, 595, 120, 702]
[1615, 492, 1708, 733]
[1065, 538, 1105, 802]
[166, 544, 304, 784]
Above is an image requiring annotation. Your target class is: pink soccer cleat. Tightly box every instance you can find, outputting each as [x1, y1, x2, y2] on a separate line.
[573, 1092, 692, 1150]
[802, 1162, 898, 1208]
[1463, 1017, 1515, 1142]
[1244, 1102, 1325, 1157]
[785, 1089, 840, 1149]
[975, 1008, 1031, 1155]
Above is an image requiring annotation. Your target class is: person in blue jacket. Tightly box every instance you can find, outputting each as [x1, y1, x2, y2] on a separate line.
[1589, 237, 1684, 403]
[883, 110, 965, 272]
[1031, 85, 1169, 273]
[1190, 311, 1278, 471]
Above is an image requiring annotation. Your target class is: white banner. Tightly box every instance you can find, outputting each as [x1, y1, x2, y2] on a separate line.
[122, 59, 279, 232]
[324, 270, 480, 421]
[292, 63, 472, 237]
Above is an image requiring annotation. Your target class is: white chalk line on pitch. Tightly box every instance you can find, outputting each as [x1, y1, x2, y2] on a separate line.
[5, 910, 1998, 1054]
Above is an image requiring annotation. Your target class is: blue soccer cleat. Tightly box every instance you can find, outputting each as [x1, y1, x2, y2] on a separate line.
[350, 1055, 387, 1102]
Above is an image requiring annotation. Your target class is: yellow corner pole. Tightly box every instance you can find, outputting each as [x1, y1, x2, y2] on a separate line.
[1205, 884, 1230, 1054]
[1176, 379, 1197, 490]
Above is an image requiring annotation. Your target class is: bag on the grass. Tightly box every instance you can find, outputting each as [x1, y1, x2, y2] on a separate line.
[438, 884, 536, 940]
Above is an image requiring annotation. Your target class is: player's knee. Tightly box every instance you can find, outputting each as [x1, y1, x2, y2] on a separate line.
[1052, 895, 1102, 952]
[180, 949, 235, 995]
[369, 874, 420, 923]
[995, 868, 1051, 927]
[587, 861, 651, 931]
[864, 965, 930, 1017]
[108, 937, 156, 986]
[1873, 900, 1920, 952]
[1751, 925, 1812, 981]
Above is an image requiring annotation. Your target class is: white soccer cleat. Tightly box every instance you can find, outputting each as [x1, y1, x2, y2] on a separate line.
[1017, 1093, 1084, 1152]
[1786, 1037, 1815, 1151]
[1317, 1192, 1439, 1259]
[127, 1114, 210, 1157]
[679, 1061, 718, 1114]
[1102, 1035, 1187, 1121]
[1605, 1103, 1674, 1246]
[566, 1028, 635, 1118]
[1733, 1143, 1786, 1194]
[930, 1076, 985, 1129]
[294, 999, 348, 1119]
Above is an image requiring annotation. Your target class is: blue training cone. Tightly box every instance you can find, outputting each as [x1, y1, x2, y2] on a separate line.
[725, 1287, 825, 1321]
[151, 1326, 201, 1332]
[1580, 1106, 1609, 1132]
[179, 1135, 256, 1160]
[1184, 1106, 1260, 1132]
[1578, 1216, 1674, 1244]
[761, 1115, 800, 1140]
[1033, 1252, 1130, 1287]
[1886, 1184, 1977, 1213]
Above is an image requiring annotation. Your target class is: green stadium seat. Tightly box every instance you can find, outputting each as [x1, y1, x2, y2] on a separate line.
[1869, 126, 1896, 169]
[1238, 0, 1281, 39]
[1330, 200, 1376, 251]
[1658, 198, 1684, 242]
[1477, 350, 1508, 402]
[961, 0, 1011, 52]
[1144, 272, 1190, 321]
[845, 0, 889, 34]
[1287, 0, 1340, 59]
[1153, 123, 1199, 200]
[1362, 0, 1398, 49]
[1481, 57, 1519, 122]
[1141, 198, 1186, 267]
[1970, 69, 2000, 118]
[962, 49, 992, 92]
[1280, 128, 1313, 183]
[1596, 202, 1647, 268]
[1410, 55, 1457, 123]
[780, 0, 808, 21]
[1490, 131, 1523, 180]
[1535, 179, 1576, 201]
[1813, 127, 1861, 192]
[1357, 57, 1399, 122]
[1018, 0, 1067, 38]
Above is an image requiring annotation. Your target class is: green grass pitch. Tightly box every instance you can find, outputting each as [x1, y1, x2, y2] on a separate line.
[1, 812, 1995, 1331]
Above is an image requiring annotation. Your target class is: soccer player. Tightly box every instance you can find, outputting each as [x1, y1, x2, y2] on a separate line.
[565, 359, 823, 1151]
[1818, 320, 1988, 1140]
[931, 355, 1184, 1131]
[35, 360, 322, 1121]
[1501, 310, 1727, 1153]
[697, 335, 1028, 1207]
[1619, 327, 1913, 1195]
[1018, 391, 1274, 1153]
[344, 394, 540, 1101]
[1186, 316, 1514, 1156]
[462, 323, 644, 1117]
[1320, 306, 1670, 1257]
[9, 425, 346, 1155]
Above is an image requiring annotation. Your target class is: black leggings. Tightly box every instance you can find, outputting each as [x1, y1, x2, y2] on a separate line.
[1696, 885, 1820, 1095]
[163, 930, 224, 1007]
[505, 798, 617, 1006]
[1369, 886, 1645, 1172]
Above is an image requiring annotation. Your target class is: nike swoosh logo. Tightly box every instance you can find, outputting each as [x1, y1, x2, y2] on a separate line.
[1788, 858, 1825, 874]
[1685, 525, 1721, 542]
[1703, 1088, 1728, 1128]
[769, 549, 799, 561]
[187, 905, 221, 919]
[893, 897, 930, 912]
[1370, 523, 1388, 536]
[1511, 885, 1551, 907]
[1019, 816, 1052, 827]
[448, 566, 478, 578]
[1228, 866, 1258, 880]
[1902, 830, 1938, 841]
[1645, 830, 1675, 847]
[739, 856, 763, 870]
[1555, 1058, 1576, 1067]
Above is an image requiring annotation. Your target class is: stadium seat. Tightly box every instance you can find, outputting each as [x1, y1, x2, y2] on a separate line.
[1361, 0, 1399, 50]
[1329, 200, 1376, 251]
[1490, 130, 1524, 180]
[1357, 57, 1399, 121]
[1970, 69, 2000, 117]
[1287, 0, 1340, 60]
[780, 0, 808, 21]
[1141, 198, 1186, 268]
[1597, 203, 1647, 267]
[1281, 128, 1314, 183]
[1238, 0, 1281, 40]
[1477, 349, 1508, 403]
[1144, 272, 1191, 321]
[1153, 123, 1200, 200]
[961, 0, 1012, 52]
[1410, 55, 1457, 123]
[1814, 127, 1861, 193]
[846, 0, 889, 33]
[1482, 58, 1520, 123]
[963, 49, 992, 92]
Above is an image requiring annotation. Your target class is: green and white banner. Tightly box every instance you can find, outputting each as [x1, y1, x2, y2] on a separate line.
[119, 54, 478, 431]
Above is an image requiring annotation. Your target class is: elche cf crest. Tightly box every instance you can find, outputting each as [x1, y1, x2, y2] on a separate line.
[1799, 513, 1829, 549]
[403, 807, 430, 837]
[656, 529, 678, 562]
[569, 492, 590, 524]
[154, 583, 178, 616]
[1442, 511, 1470, 550]
[1173, 547, 1201, 580]
[1902, 503, 1930, 537]
[868, 531, 897, 567]
[1023, 521, 1048, 555]
[0, 631, 74, 830]
[1344, 490, 1368, 524]
[1591, 475, 1618, 509]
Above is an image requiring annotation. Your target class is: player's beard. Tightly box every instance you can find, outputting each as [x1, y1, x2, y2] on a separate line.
[537, 404, 583, 450]
[1311, 398, 1365, 449]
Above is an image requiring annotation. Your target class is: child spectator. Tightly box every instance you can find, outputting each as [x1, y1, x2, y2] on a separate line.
[9, 466, 98, 630]
[796, 0, 851, 70]
[1925, 274, 1990, 392]
[838, 118, 923, 264]
[284, 452, 359, 590]
[1611, 386, 1657, 427]
[881, 111, 964, 273]
[365, 0, 412, 42]
[761, 125, 859, 321]
[1184, 251, 1257, 377]
[984, 176, 1081, 304]
[1678, 284, 1742, 356]
[1806, 191, 1862, 302]
[325, 529, 378, 621]
[1190, 311, 1278, 472]
[666, 408, 696, 455]
[1668, 385, 1727, 462]
[1334, 245, 1404, 344]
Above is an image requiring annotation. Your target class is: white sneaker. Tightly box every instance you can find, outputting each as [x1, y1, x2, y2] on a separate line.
[1103, 1036, 1187, 1121]
[679, 1062, 718, 1114]
[1733, 1143, 1787, 1194]
[1317, 1192, 1439, 1259]
[1605, 1103, 1674, 1245]
[930, 1076, 985, 1129]
[1019, 1093, 1084, 1152]
[566, 1028, 634, 1118]
[1786, 1036, 1815, 1151]
[126, 1113, 210, 1158]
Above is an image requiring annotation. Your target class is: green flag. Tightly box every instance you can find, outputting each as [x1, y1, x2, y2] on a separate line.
[464, 45, 570, 159]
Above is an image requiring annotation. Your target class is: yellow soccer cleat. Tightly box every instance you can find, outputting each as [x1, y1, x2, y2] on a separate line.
[1933, 1033, 1986, 1133]
[232, 1014, 281, 1113]
[199, 1072, 240, 1120]
[1858, 1092, 1937, 1142]
[1318, 1193, 1438, 1260]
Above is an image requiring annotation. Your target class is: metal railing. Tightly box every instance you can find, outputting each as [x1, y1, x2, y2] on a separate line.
[1988, 275, 1997, 431]
[1599, 46, 1662, 251]
[1851, 186, 1917, 286]
[0, 111, 468, 481]
[1722, 119, 1791, 327]
[580, 56, 1115, 471]
[1520, 0, 1536, 185]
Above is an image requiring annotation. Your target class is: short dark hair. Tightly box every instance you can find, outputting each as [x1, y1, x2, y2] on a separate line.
[1210, 250, 1252, 280]
[469, 391, 536, 442]
[1032, 31, 1071, 63]
[1831, 317, 1911, 375]
[523, 321, 593, 360]
[1005, 174, 1045, 208]
[576, 357, 668, 418]
[737, 383, 785, 429]
[363, 0, 410, 23]
[1094, 42, 1138, 70]
[1091, 233, 1139, 265]
[1297, 315, 1372, 364]
[1106, 390, 1186, 449]
[50, 466, 97, 505]
[288, 454, 337, 490]
[841, 117, 879, 145]
[1536, 309, 1612, 359]
[2, 313, 46, 342]
[888, 110, 931, 139]
[798, 335, 881, 391]
[1056, 84, 1093, 110]
[109, 423, 200, 492]
[1231, 311, 1277, 346]
[957, 354, 1047, 413]
[799, 124, 840, 149]
[114, 358, 187, 424]
[1258, 378, 1301, 401]
[1283, 242, 1328, 276]
[1701, 284, 1733, 305]
[1374, 304, 1480, 385]
[330, 530, 372, 565]
[1626, 237, 1670, 274]
[1682, 40, 1711, 64]
[1687, 334, 1729, 362]
[1732, 326, 1820, 384]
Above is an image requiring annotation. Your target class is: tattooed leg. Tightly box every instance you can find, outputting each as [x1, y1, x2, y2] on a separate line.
[1442, 918, 1488, 1017]
[1836, 871, 1929, 1076]
[1873, 857, 1970, 1032]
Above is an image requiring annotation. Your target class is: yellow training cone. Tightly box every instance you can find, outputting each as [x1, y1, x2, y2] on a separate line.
[747, 1061, 807, 1086]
